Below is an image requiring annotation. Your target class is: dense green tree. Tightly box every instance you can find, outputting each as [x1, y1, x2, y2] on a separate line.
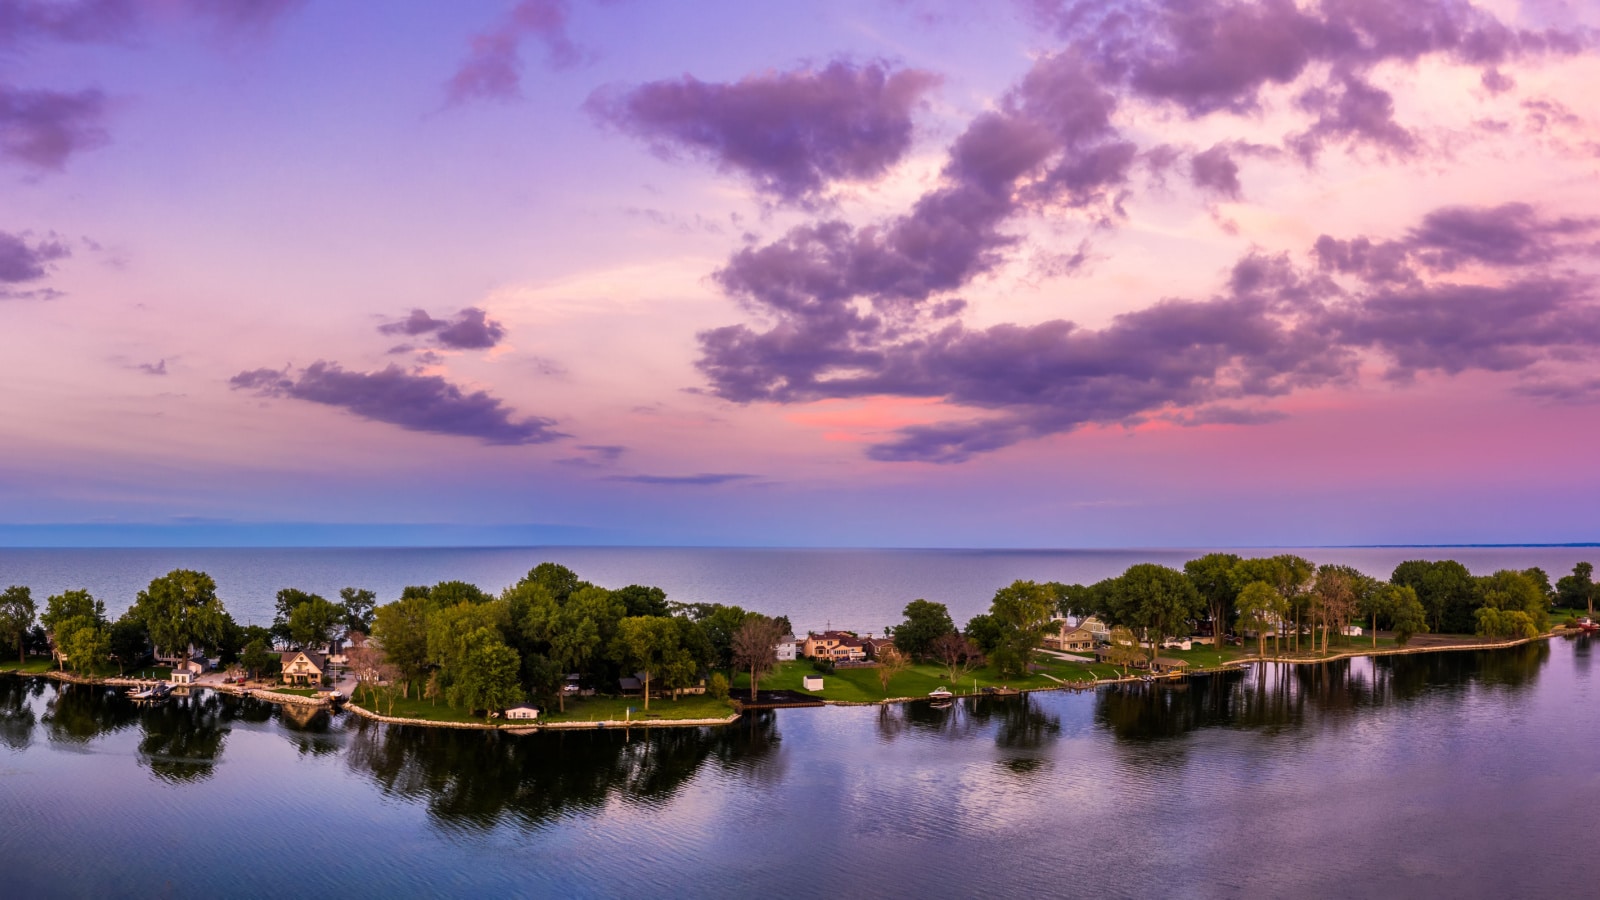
[240, 638, 276, 681]
[1390, 587, 1428, 646]
[963, 613, 1003, 654]
[1475, 569, 1548, 638]
[1234, 581, 1285, 658]
[1311, 565, 1363, 653]
[427, 601, 510, 692]
[1184, 552, 1242, 641]
[1392, 559, 1478, 634]
[288, 595, 344, 650]
[371, 595, 432, 698]
[893, 599, 956, 660]
[1233, 555, 1314, 650]
[1097, 565, 1203, 664]
[613, 584, 669, 618]
[987, 580, 1056, 678]
[129, 571, 228, 665]
[58, 616, 109, 678]
[0, 585, 35, 664]
[43, 590, 107, 670]
[448, 629, 522, 720]
[1556, 562, 1596, 616]
[1360, 585, 1396, 648]
[681, 603, 749, 672]
[520, 584, 621, 711]
[1048, 582, 1098, 619]
[1522, 568, 1555, 609]
[108, 615, 149, 675]
[339, 587, 377, 633]
[430, 580, 494, 607]
[525, 563, 586, 604]
[271, 588, 324, 644]
[610, 616, 681, 711]
[731, 614, 786, 702]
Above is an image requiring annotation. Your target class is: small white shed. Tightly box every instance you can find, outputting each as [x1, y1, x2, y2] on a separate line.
[505, 705, 540, 720]
[802, 675, 824, 691]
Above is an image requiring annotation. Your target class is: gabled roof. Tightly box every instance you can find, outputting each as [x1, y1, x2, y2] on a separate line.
[280, 650, 328, 670]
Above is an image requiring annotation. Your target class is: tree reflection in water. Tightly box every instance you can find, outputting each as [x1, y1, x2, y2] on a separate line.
[138, 691, 231, 784]
[1096, 642, 1551, 747]
[344, 711, 783, 833]
[43, 682, 139, 746]
[0, 677, 41, 750]
[875, 695, 1062, 777]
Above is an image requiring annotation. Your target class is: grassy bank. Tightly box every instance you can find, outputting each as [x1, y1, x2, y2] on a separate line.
[541, 694, 735, 723]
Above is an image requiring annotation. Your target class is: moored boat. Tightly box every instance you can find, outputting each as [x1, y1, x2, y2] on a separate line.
[1575, 617, 1599, 634]
[928, 686, 954, 699]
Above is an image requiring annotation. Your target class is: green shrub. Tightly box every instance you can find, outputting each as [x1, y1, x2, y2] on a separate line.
[707, 672, 729, 700]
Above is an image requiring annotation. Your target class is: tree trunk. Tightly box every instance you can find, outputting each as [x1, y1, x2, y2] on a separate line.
[558, 688, 565, 714]
[642, 672, 651, 711]
[750, 663, 758, 702]
[1372, 614, 1377, 648]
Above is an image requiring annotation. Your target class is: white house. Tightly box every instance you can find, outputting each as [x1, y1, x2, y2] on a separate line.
[505, 705, 540, 721]
[775, 634, 799, 661]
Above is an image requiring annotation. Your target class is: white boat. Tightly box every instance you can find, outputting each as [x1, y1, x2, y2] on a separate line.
[928, 686, 954, 699]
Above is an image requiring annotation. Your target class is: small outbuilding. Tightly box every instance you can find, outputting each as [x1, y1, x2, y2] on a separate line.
[1151, 657, 1190, 675]
[802, 675, 824, 691]
[505, 705, 540, 721]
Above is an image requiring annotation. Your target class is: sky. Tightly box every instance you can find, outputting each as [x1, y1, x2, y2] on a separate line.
[3, 0, 1600, 548]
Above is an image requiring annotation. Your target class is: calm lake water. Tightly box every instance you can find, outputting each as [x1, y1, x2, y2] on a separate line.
[4, 637, 1597, 898]
[2, 545, 1594, 634]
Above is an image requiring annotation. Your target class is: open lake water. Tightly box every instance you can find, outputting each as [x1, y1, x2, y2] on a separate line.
[3, 546, 1598, 898]
[3, 636, 1596, 897]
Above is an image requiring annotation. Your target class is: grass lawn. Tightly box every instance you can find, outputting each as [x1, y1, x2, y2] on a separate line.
[350, 690, 492, 725]
[732, 659, 1074, 703]
[3, 658, 57, 675]
[542, 694, 735, 723]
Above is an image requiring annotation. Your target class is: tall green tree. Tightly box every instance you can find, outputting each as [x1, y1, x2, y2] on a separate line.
[0, 585, 35, 664]
[448, 628, 522, 720]
[1184, 552, 1242, 643]
[1390, 586, 1428, 646]
[1234, 581, 1285, 658]
[372, 595, 433, 698]
[1556, 562, 1596, 616]
[288, 595, 344, 650]
[108, 615, 149, 675]
[610, 616, 681, 711]
[338, 587, 377, 634]
[1475, 569, 1547, 638]
[893, 599, 956, 660]
[42, 590, 107, 670]
[58, 617, 109, 678]
[1097, 565, 1203, 664]
[613, 584, 669, 618]
[1392, 560, 1478, 634]
[129, 571, 227, 665]
[987, 580, 1056, 678]
[271, 588, 324, 645]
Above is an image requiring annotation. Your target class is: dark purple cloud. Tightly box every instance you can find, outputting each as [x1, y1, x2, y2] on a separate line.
[1027, 0, 1583, 159]
[378, 307, 507, 350]
[589, 60, 940, 203]
[1190, 143, 1241, 198]
[0, 84, 108, 169]
[446, 0, 581, 104]
[230, 362, 564, 445]
[703, 202, 1600, 462]
[602, 473, 754, 486]
[136, 359, 166, 376]
[0, 229, 69, 284]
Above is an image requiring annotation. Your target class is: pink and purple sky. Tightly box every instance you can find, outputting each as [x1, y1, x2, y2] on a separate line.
[3, 0, 1599, 547]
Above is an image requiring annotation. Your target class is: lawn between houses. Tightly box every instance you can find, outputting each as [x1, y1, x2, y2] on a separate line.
[731, 658, 1099, 702]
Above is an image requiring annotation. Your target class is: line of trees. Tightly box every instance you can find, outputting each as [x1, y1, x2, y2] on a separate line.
[0, 570, 382, 684]
[357, 562, 793, 719]
[881, 557, 1594, 678]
